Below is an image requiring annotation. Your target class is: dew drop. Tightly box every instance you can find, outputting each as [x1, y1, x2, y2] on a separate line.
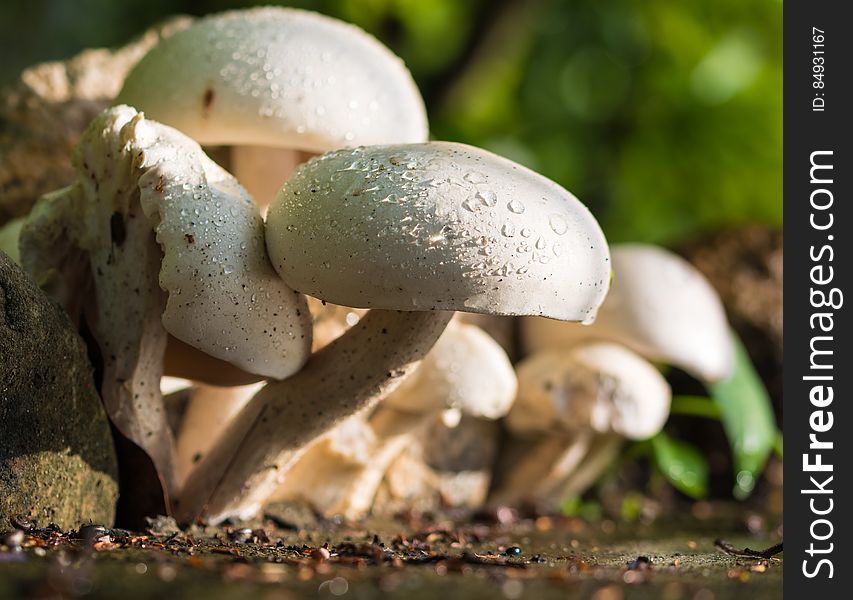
[507, 200, 525, 214]
[476, 190, 497, 207]
[549, 214, 569, 235]
[501, 222, 515, 237]
[222, 265, 234, 274]
[462, 197, 481, 212]
[535, 237, 546, 250]
[464, 171, 487, 184]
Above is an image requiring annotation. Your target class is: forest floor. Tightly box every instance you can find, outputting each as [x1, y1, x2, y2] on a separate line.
[0, 502, 782, 600]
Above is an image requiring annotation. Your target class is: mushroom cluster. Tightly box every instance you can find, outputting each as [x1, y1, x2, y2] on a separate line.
[492, 244, 734, 508]
[5, 7, 736, 525]
[13, 7, 611, 524]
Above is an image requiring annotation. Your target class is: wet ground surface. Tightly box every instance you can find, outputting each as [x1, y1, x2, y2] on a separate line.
[0, 505, 782, 600]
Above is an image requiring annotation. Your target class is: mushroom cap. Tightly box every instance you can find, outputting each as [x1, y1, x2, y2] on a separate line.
[507, 343, 671, 440]
[92, 106, 311, 379]
[383, 320, 517, 419]
[266, 143, 611, 322]
[117, 7, 427, 151]
[522, 244, 733, 382]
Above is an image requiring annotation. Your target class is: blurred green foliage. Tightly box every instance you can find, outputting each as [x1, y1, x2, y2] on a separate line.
[0, 0, 781, 244]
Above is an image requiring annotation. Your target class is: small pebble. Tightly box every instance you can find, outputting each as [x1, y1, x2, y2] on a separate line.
[627, 556, 652, 570]
[10, 515, 34, 531]
[2, 530, 24, 550]
[312, 547, 331, 562]
[79, 525, 108, 546]
[229, 528, 254, 544]
[504, 546, 522, 557]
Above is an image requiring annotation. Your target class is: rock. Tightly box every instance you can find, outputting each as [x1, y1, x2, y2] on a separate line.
[0, 252, 118, 528]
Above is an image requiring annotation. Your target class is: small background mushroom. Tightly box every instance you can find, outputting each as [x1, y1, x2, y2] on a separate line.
[522, 244, 734, 383]
[491, 343, 671, 507]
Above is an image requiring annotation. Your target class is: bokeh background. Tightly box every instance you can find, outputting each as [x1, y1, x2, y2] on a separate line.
[0, 0, 782, 245]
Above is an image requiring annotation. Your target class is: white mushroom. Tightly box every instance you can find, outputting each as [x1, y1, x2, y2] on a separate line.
[272, 408, 422, 520]
[522, 244, 734, 383]
[382, 320, 517, 419]
[19, 106, 312, 497]
[375, 413, 504, 514]
[176, 142, 611, 523]
[117, 7, 428, 209]
[273, 320, 516, 519]
[491, 343, 670, 507]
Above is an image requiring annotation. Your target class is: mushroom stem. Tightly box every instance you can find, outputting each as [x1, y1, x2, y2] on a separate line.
[340, 408, 429, 519]
[489, 433, 593, 506]
[549, 434, 623, 503]
[276, 407, 430, 520]
[175, 382, 264, 484]
[230, 146, 310, 214]
[175, 309, 454, 523]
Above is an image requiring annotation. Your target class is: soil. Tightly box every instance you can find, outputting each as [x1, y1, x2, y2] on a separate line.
[0, 503, 782, 600]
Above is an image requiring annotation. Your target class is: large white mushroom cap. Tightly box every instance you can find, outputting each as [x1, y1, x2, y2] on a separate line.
[266, 143, 611, 321]
[523, 244, 733, 382]
[508, 342, 671, 441]
[383, 319, 517, 419]
[117, 7, 428, 151]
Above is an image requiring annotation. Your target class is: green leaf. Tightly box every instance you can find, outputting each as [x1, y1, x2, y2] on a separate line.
[773, 430, 784, 459]
[707, 333, 777, 499]
[650, 432, 708, 499]
[669, 395, 722, 420]
[559, 497, 603, 521]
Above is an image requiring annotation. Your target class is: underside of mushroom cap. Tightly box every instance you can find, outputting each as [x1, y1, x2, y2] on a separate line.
[266, 143, 611, 322]
[78, 106, 311, 379]
[116, 7, 428, 151]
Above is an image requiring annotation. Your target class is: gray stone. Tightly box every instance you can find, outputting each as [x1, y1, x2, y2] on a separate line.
[0, 251, 118, 529]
